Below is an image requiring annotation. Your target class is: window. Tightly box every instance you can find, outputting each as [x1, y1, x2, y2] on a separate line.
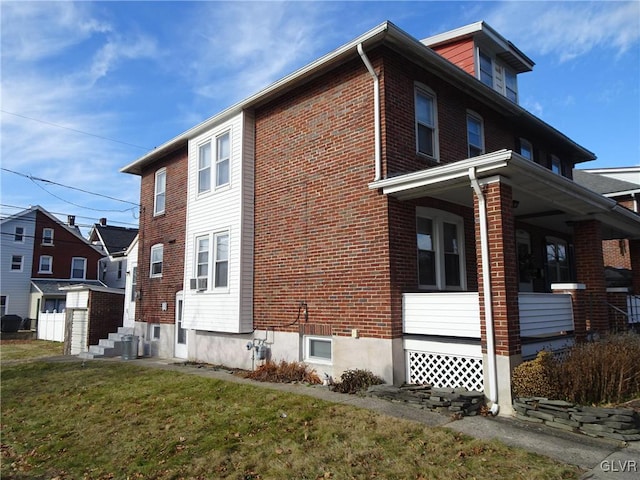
[117, 261, 123, 279]
[0, 296, 6, 316]
[14, 226, 24, 242]
[479, 51, 493, 87]
[505, 70, 518, 102]
[305, 336, 332, 363]
[39, 255, 53, 274]
[131, 265, 138, 302]
[216, 132, 230, 187]
[11, 255, 23, 271]
[154, 169, 166, 216]
[42, 228, 54, 245]
[551, 155, 562, 175]
[150, 244, 163, 277]
[214, 232, 229, 288]
[151, 324, 161, 340]
[44, 298, 65, 313]
[546, 237, 571, 284]
[71, 257, 87, 279]
[196, 235, 210, 281]
[416, 207, 465, 290]
[466, 112, 484, 157]
[415, 86, 438, 159]
[519, 138, 533, 161]
[198, 142, 211, 194]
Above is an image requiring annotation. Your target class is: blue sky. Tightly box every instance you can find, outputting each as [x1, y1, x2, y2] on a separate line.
[1, 1, 639, 233]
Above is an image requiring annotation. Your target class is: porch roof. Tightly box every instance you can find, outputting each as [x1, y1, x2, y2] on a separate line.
[369, 150, 640, 240]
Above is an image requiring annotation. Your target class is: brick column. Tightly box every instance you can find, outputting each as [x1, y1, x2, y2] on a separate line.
[630, 239, 640, 295]
[573, 220, 608, 334]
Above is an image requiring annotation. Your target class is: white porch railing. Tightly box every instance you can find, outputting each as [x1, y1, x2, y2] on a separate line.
[518, 293, 574, 336]
[37, 311, 65, 342]
[403, 292, 480, 338]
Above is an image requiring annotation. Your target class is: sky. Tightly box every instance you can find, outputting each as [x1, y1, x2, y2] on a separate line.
[1, 0, 639, 235]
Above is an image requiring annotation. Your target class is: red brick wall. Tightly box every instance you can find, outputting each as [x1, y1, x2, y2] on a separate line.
[87, 290, 124, 345]
[135, 146, 188, 325]
[32, 210, 103, 279]
[603, 197, 636, 270]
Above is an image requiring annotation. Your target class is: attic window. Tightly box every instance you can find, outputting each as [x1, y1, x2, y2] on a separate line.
[479, 51, 493, 87]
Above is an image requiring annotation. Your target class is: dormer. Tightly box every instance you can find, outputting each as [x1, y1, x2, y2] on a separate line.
[421, 21, 534, 104]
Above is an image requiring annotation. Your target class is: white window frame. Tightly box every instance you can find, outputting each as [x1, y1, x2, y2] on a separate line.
[154, 168, 166, 216]
[519, 138, 533, 161]
[150, 324, 161, 340]
[416, 207, 466, 291]
[14, 226, 24, 243]
[42, 228, 54, 245]
[478, 50, 493, 88]
[131, 265, 138, 302]
[215, 131, 230, 188]
[117, 261, 123, 279]
[304, 336, 332, 364]
[71, 257, 87, 279]
[0, 296, 7, 317]
[198, 141, 212, 194]
[39, 255, 53, 274]
[195, 234, 210, 288]
[213, 231, 229, 289]
[11, 255, 23, 271]
[466, 111, 484, 158]
[150, 244, 164, 278]
[414, 84, 439, 160]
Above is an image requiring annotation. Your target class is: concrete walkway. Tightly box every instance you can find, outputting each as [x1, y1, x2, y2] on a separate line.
[81, 356, 640, 479]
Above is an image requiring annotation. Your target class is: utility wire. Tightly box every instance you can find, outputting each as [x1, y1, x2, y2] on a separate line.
[1, 109, 150, 151]
[0, 204, 139, 227]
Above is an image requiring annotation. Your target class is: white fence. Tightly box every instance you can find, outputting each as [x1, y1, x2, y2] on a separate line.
[518, 293, 574, 337]
[37, 311, 65, 342]
[403, 292, 481, 338]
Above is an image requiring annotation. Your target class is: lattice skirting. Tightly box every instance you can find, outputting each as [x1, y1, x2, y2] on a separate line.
[407, 350, 484, 392]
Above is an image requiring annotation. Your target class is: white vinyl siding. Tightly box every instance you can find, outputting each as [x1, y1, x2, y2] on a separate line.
[154, 168, 166, 216]
[403, 292, 480, 338]
[184, 112, 254, 333]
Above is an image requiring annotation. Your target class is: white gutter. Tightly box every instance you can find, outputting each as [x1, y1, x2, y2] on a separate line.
[468, 167, 499, 415]
[357, 43, 382, 181]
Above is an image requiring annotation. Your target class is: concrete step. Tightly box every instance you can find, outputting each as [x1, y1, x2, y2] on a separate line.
[78, 351, 96, 360]
[117, 326, 134, 336]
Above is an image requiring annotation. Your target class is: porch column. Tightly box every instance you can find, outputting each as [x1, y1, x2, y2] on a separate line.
[630, 239, 640, 294]
[474, 177, 521, 414]
[573, 219, 608, 334]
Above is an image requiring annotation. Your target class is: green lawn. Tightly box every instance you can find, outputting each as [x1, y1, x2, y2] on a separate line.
[1, 357, 580, 479]
[0, 339, 63, 362]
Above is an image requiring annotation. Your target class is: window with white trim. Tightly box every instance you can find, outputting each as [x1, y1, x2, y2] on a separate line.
[478, 51, 493, 88]
[195, 235, 209, 285]
[150, 244, 163, 278]
[198, 142, 211, 194]
[71, 257, 87, 279]
[214, 232, 229, 288]
[14, 226, 24, 242]
[519, 138, 533, 160]
[131, 265, 138, 302]
[117, 261, 123, 279]
[416, 207, 466, 290]
[415, 86, 438, 159]
[154, 168, 166, 216]
[216, 132, 230, 187]
[39, 255, 53, 274]
[11, 255, 23, 271]
[42, 228, 54, 245]
[305, 336, 332, 363]
[466, 111, 484, 157]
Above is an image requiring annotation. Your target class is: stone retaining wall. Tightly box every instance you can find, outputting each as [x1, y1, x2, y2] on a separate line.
[514, 397, 640, 442]
[367, 384, 485, 416]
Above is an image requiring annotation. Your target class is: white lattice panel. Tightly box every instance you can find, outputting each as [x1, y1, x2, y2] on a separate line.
[407, 351, 484, 391]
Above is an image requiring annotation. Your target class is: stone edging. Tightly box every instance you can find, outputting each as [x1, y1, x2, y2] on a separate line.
[514, 397, 640, 442]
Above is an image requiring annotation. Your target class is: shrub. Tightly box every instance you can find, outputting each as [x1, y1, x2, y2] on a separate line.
[331, 369, 384, 394]
[244, 360, 321, 384]
[511, 350, 560, 399]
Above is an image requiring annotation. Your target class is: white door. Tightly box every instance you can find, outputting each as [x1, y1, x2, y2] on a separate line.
[174, 292, 187, 359]
[70, 309, 88, 355]
[516, 230, 534, 292]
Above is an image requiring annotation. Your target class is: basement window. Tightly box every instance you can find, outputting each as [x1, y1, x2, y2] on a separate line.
[305, 336, 332, 364]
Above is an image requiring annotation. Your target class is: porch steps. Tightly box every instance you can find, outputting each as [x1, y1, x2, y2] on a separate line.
[78, 327, 134, 360]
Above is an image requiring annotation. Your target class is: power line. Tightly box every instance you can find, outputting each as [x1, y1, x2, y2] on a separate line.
[1, 109, 150, 151]
[0, 204, 139, 227]
[1, 168, 140, 206]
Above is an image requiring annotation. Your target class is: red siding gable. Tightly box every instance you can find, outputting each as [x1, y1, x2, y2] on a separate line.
[431, 38, 476, 76]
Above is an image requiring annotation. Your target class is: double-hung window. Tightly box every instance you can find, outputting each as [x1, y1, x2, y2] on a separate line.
[131, 265, 138, 301]
[479, 51, 493, 87]
[14, 226, 24, 242]
[154, 169, 166, 216]
[71, 257, 87, 279]
[150, 244, 163, 277]
[417, 207, 465, 290]
[216, 132, 230, 187]
[11, 255, 23, 271]
[214, 232, 229, 288]
[466, 112, 484, 157]
[505, 70, 518, 102]
[546, 237, 571, 284]
[519, 138, 533, 161]
[198, 142, 211, 194]
[415, 86, 438, 159]
[42, 228, 54, 245]
[197, 131, 230, 195]
[39, 255, 53, 274]
[551, 155, 562, 175]
[195, 235, 209, 289]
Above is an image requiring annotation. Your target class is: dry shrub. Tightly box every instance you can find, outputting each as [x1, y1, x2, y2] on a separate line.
[557, 333, 640, 405]
[511, 350, 560, 399]
[244, 359, 321, 384]
[331, 369, 384, 394]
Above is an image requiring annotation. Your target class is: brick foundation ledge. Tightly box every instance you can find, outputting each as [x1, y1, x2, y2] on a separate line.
[514, 397, 640, 442]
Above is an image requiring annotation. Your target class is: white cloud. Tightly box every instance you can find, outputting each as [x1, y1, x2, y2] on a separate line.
[89, 34, 159, 84]
[486, 1, 640, 62]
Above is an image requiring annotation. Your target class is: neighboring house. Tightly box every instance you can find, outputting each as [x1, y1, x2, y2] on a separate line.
[122, 234, 139, 329]
[121, 21, 640, 414]
[88, 219, 139, 289]
[0, 206, 105, 323]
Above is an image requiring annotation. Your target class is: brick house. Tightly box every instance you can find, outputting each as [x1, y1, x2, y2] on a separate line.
[122, 21, 640, 414]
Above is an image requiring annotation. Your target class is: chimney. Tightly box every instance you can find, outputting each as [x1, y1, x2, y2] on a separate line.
[99, 218, 107, 226]
[67, 215, 75, 226]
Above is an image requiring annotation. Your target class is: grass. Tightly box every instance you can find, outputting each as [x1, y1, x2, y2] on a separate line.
[1, 351, 581, 479]
[0, 339, 63, 362]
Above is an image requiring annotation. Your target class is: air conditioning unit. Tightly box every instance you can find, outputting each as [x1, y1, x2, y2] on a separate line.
[189, 278, 207, 291]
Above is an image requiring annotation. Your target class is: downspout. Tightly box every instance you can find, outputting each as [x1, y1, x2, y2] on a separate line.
[469, 167, 499, 416]
[357, 43, 381, 182]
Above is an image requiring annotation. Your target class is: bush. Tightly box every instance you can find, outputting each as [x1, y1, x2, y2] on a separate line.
[244, 360, 321, 384]
[512, 333, 640, 405]
[331, 369, 384, 394]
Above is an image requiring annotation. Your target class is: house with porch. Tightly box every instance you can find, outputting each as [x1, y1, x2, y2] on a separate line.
[121, 21, 640, 414]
